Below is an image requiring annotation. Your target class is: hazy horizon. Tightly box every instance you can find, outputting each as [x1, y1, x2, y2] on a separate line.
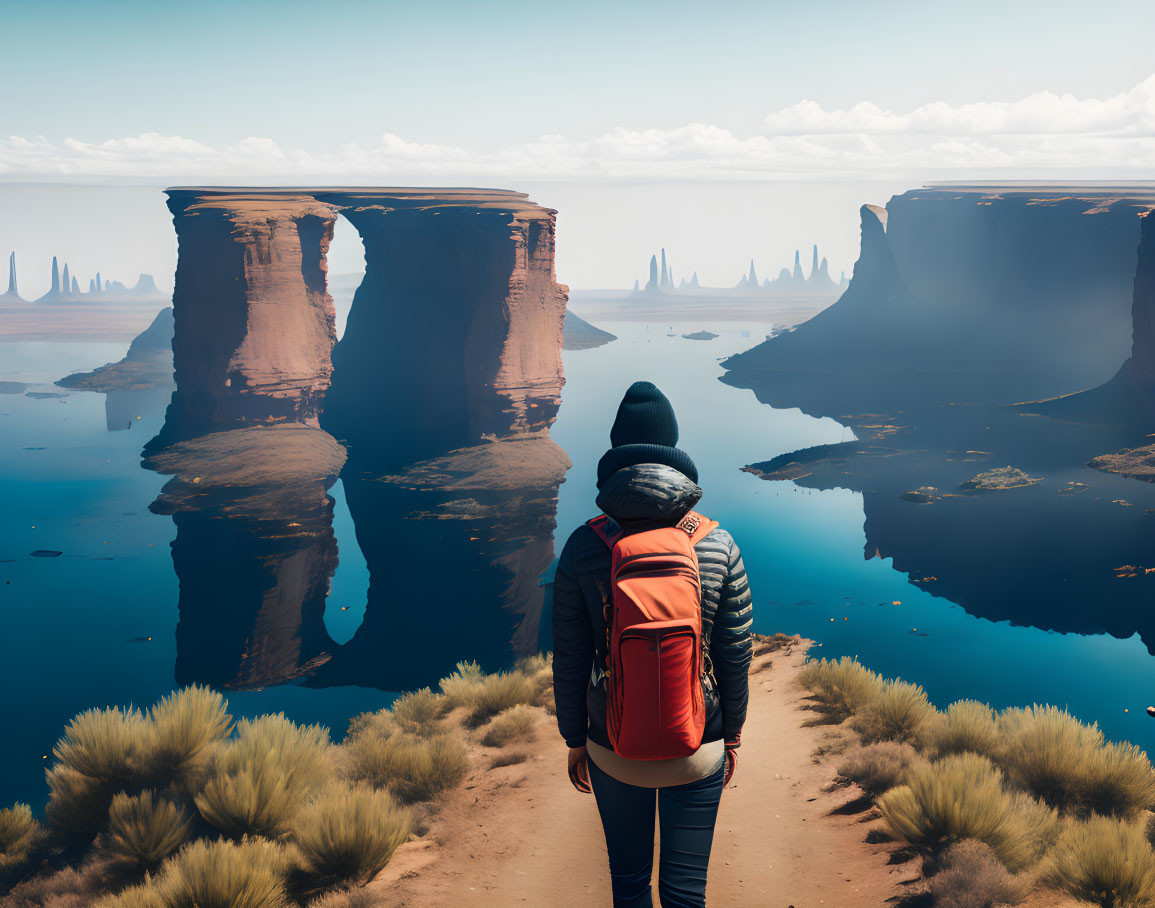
[0, 179, 924, 299]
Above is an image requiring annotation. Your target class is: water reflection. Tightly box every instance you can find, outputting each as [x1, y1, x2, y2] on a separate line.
[746, 392, 1155, 650]
[143, 424, 569, 694]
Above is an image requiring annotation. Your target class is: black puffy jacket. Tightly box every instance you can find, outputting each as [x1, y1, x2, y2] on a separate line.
[551, 463, 754, 750]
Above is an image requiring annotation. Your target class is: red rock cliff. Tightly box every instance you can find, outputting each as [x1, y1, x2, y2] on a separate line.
[152, 188, 567, 466]
[155, 191, 340, 447]
[317, 189, 568, 467]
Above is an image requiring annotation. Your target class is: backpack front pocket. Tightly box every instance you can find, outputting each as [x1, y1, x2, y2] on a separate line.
[612, 620, 704, 760]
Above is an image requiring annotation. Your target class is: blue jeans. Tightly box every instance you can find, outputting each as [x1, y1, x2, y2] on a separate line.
[587, 756, 725, 908]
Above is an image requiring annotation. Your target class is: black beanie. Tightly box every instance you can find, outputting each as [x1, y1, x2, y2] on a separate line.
[597, 443, 699, 489]
[609, 381, 679, 448]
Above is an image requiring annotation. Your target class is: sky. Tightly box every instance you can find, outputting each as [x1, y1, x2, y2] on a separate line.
[2, 0, 1154, 289]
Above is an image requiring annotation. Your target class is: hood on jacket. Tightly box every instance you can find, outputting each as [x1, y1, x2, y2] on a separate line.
[594, 462, 702, 528]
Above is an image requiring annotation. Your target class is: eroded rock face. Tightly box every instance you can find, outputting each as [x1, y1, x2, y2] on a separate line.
[58, 306, 175, 392]
[1125, 212, 1155, 410]
[151, 188, 568, 468]
[319, 189, 568, 468]
[150, 191, 340, 449]
[724, 185, 1155, 413]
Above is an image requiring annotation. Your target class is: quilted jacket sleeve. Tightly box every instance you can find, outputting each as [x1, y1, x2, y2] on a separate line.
[710, 535, 754, 741]
[551, 531, 594, 748]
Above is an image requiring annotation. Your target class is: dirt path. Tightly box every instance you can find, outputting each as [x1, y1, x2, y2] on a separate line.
[369, 638, 924, 907]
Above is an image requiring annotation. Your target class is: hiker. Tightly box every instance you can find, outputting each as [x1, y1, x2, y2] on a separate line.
[552, 381, 754, 908]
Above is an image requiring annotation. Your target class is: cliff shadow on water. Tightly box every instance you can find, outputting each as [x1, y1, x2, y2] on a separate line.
[140, 188, 571, 697]
[733, 186, 1155, 651]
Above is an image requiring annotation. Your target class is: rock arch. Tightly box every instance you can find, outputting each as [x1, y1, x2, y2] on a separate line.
[150, 187, 568, 455]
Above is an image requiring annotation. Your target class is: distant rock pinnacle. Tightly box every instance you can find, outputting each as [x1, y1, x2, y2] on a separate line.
[2, 251, 21, 301]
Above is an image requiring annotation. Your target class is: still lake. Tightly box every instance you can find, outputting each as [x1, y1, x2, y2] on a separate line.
[2, 312, 1153, 809]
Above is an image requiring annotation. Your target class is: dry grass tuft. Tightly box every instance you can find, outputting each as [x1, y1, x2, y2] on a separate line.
[344, 709, 396, 744]
[849, 679, 936, 744]
[1041, 814, 1155, 907]
[306, 887, 380, 908]
[104, 790, 193, 871]
[93, 882, 165, 907]
[878, 752, 1056, 872]
[490, 751, 529, 769]
[389, 688, 446, 737]
[929, 839, 1027, 907]
[515, 652, 554, 705]
[138, 686, 232, 789]
[151, 837, 293, 908]
[998, 705, 1155, 818]
[345, 732, 469, 803]
[480, 704, 538, 748]
[44, 764, 118, 842]
[195, 714, 331, 838]
[0, 803, 48, 883]
[837, 742, 922, 797]
[797, 656, 883, 721]
[52, 706, 144, 787]
[921, 700, 1000, 759]
[438, 660, 485, 710]
[465, 673, 538, 727]
[292, 785, 411, 885]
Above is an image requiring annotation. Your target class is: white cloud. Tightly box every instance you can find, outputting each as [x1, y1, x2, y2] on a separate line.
[762, 75, 1155, 136]
[4, 76, 1155, 182]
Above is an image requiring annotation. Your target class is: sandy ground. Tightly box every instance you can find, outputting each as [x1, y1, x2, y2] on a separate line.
[368, 638, 926, 907]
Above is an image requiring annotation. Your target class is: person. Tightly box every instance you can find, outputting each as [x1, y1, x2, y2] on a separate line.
[552, 380, 754, 908]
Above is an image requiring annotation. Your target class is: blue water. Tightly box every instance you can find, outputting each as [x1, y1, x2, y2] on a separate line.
[551, 316, 1155, 754]
[2, 325, 1153, 810]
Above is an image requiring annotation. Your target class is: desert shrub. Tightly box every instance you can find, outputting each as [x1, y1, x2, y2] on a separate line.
[344, 709, 396, 744]
[921, 700, 1000, 759]
[0, 803, 47, 882]
[292, 785, 411, 885]
[849, 679, 935, 744]
[490, 751, 529, 769]
[44, 764, 118, 841]
[515, 652, 554, 704]
[837, 742, 921, 797]
[438, 660, 485, 710]
[878, 752, 1055, 871]
[346, 732, 468, 802]
[1080, 741, 1155, 820]
[929, 839, 1027, 908]
[466, 672, 538, 727]
[998, 705, 1155, 818]
[306, 888, 379, 908]
[104, 790, 193, 871]
[797, 656, 883, 721]
[52, 706, 144, 787]
[389, 688, 445, 736]
[93, 883, 165, 908]
[1041, 815, 1155, 907]
[138, 686, 232, 789]
[480, 704, 538, 748]
[195, 714, 330, 838]
[152, 837, 292, 908]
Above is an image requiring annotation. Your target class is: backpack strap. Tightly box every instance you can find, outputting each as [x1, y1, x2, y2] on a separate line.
[676, 510, 719, 545]
[587, 511, 717, 548]
[586, 514, 623, 548]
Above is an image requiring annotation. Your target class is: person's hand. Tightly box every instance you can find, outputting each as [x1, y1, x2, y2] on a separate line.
[723, 736, 740, 786]
[568, 745, 592, 793]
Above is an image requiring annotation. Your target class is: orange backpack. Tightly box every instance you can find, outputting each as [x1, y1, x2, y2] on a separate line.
[587, 510, 720, 760]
